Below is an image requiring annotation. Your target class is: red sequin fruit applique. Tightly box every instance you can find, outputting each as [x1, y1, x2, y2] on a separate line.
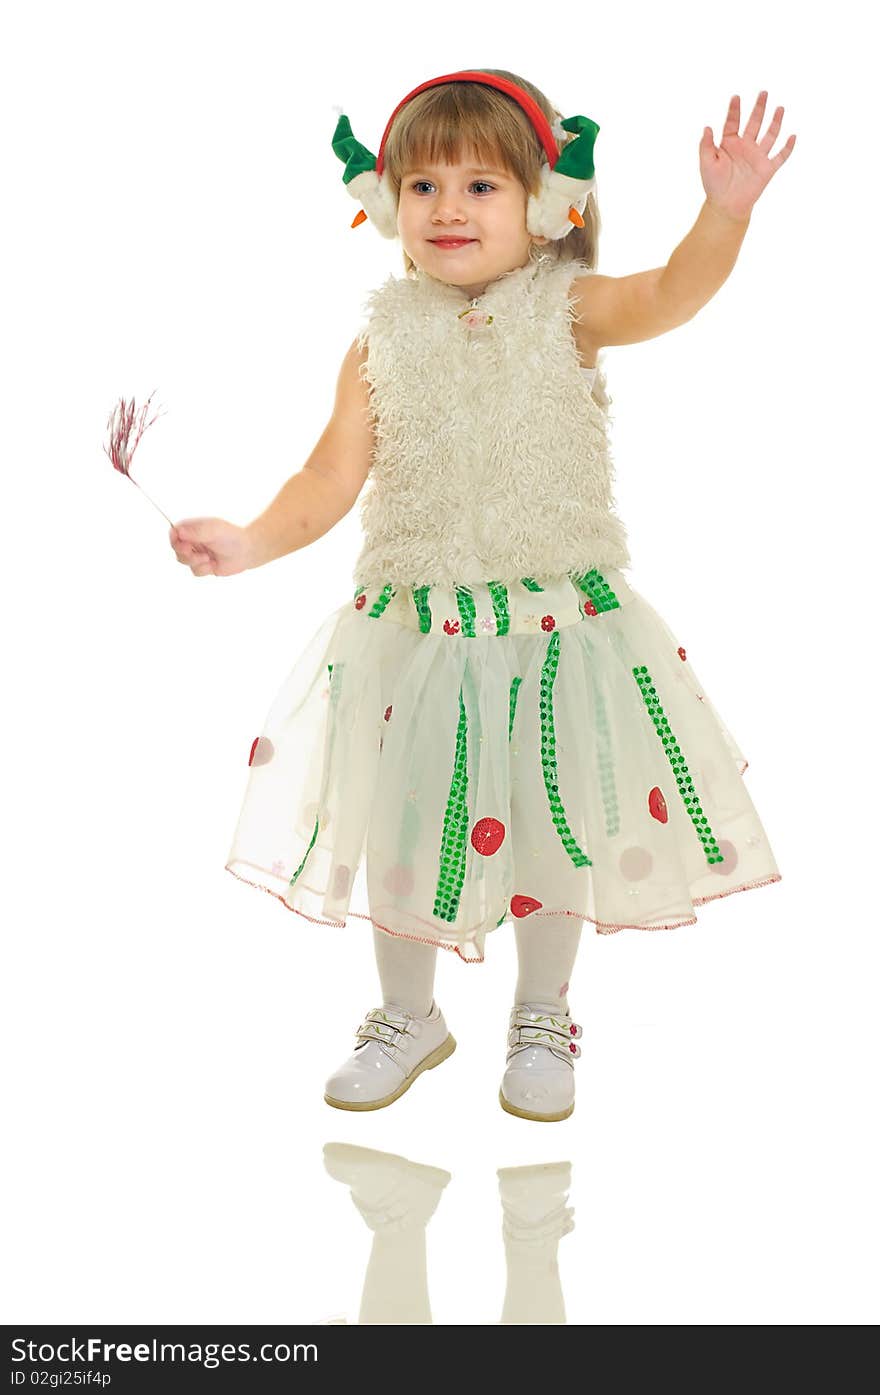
[510, 894, 543, 918]
[541, 615, 557, 631]
[677, 646, 686, 660]
[583, 599, 598, 617]
[443, 619, 461, 635]
[248, 737, 274, 767]
[471, 817, 506, 856]
[648, 786, 668, 823]
[355, 594, 366, 609]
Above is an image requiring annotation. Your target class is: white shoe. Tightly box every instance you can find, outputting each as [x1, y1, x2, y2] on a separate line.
[324, 1000, 456, 1111]
[499, 1003, 583, 1122]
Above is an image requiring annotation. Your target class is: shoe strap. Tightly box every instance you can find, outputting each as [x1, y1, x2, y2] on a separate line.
[509, 1006, 583, 1039]
[355, 1005, 416, 1053]
[507, 1006, 582, 1063]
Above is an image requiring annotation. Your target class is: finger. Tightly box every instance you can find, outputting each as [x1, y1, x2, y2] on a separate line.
[770, 133, 796, 168]
[744, 89, 768, 143]
[759, 104, 785, 155]
[722, 93, 740, 140]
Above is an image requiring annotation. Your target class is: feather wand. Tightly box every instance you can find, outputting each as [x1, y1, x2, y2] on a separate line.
[103, 390, 173, 524]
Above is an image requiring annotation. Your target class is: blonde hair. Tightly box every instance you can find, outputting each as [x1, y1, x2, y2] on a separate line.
[380, 68, 601, 277]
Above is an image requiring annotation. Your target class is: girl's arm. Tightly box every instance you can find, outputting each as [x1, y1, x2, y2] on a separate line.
[573, 200, 750, 350]
[245, 339, 375, 568]
[574, 90, 794, 353]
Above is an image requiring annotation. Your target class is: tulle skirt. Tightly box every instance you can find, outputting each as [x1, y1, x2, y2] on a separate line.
[225, 568, 781, 962]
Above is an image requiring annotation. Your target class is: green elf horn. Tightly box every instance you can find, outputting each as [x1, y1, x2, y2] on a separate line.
[331, 112, 377, 184]
[331, 111, 399, 238]
[553, 115, 599, 182]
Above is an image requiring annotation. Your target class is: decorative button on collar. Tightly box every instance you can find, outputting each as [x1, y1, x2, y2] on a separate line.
[457, 305, 494, 328]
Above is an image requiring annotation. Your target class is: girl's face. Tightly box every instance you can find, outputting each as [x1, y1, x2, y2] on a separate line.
[397, 151, 547, 298]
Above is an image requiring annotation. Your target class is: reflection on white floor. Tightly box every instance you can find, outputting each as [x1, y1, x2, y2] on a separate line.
[322, 1143, 574, 1324]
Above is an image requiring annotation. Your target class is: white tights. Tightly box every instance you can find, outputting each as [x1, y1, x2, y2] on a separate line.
[372, 913, 584, 1017]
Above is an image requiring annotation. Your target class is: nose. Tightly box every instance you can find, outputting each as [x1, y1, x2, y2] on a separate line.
[431, 196, 468, 225]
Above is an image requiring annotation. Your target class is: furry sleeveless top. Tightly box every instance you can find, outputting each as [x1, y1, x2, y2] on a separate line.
[352, 252, 631, 588]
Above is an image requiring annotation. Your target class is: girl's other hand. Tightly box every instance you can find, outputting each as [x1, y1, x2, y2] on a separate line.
[169, 518, 253, 577]
[700, 90, 796, 221]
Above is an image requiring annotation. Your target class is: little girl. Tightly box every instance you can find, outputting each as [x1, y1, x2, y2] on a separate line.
[169, 69, 792, 1123]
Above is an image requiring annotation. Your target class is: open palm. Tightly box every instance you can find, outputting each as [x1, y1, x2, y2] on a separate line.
[700, 91, 795, 221]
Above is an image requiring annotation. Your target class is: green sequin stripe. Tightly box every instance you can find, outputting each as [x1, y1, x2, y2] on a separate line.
[508, 675, 522, 740]
[289, 812, 320, 887]
[521, 578, 545, 592]
[433, 677, 470, 923]
[367, 583, 396, 618]
[593, 677, 620, 837]
[289, 659, 346, 887]
[540, 632, 592, 868]
[455, 586, 477, 637]
[412, 585, 432, 634]
[487, 581, 511, 635]
[631, 665, 724, 865]
[572, 568, 620, 612]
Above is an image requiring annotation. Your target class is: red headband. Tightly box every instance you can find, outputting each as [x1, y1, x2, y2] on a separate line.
[375, 71, 560, 176]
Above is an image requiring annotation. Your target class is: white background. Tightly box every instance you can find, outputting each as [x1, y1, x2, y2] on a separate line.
[2, 0, 876, 1327]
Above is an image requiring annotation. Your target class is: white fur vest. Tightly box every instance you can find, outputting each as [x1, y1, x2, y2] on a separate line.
[352, 252, 631, 588]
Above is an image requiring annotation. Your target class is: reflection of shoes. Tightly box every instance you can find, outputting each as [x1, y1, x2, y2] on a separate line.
[324, 1000, 456, 1111]
[323, 1143, 452, 1233]
[499, 1004, 582, 1122]
[497, 1161, 575, 1245]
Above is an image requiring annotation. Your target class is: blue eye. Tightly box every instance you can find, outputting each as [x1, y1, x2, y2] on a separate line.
[410, 180, 494, 195]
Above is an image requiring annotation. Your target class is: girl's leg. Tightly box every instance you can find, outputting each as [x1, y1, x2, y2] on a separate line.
[324, 928, 448, 1110]
[502, 915, 584, 1120]
[514, 912, 584, 1012]
[372, 924, 438, 1017]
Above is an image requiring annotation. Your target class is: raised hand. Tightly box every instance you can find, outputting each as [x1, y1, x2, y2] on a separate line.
[700, 91, 796, 222]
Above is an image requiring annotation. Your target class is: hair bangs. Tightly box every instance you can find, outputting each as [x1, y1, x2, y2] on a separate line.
[385, 83, 540, 194]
